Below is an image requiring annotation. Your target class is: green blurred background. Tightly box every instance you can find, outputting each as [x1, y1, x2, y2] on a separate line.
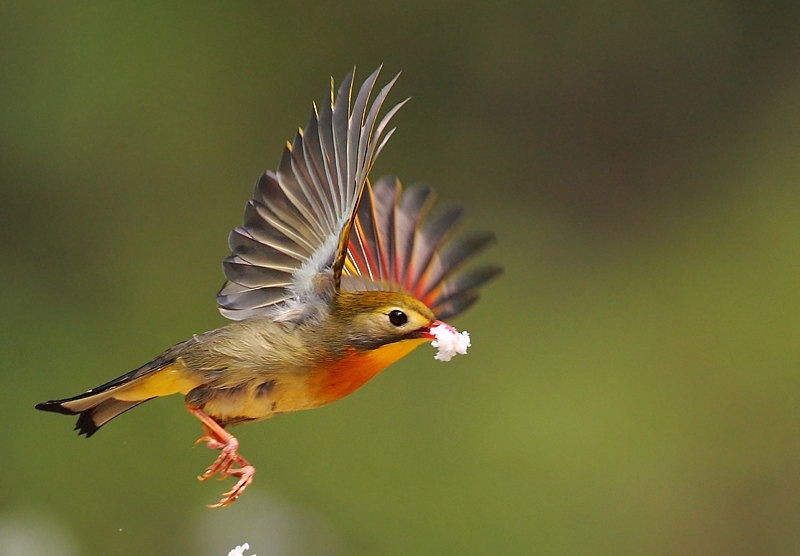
[3, 1, 800, 554]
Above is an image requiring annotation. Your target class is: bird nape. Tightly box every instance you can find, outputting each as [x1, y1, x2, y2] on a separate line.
[36, 66, 502, 508]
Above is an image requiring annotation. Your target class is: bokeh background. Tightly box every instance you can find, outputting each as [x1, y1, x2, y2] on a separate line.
[3, 1, 800, 554]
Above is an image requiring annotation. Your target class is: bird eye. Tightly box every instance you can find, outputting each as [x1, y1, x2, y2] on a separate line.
[388, 309, 408, 326]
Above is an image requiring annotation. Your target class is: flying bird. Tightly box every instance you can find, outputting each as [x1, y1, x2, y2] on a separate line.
[36, 67, 501, 508]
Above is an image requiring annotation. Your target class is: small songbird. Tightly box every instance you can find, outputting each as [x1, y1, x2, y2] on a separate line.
[36, 67, 501, 508]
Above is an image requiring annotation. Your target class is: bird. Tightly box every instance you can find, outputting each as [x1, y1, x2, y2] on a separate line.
[36, 67, 501, 508]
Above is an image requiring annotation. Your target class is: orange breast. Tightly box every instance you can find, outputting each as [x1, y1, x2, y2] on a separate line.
[311, 338, 429, 405]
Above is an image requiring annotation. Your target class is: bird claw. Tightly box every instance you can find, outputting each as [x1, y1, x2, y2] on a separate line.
[199, 452, 230, 481]
[206, 464, 255, 508]
[194, 434, 226, 451]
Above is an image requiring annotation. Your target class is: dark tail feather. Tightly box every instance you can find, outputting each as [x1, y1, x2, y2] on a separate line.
[37, 397, 151, 437]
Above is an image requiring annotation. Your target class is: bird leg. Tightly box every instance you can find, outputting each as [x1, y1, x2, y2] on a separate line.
[188, 406, 255, 508]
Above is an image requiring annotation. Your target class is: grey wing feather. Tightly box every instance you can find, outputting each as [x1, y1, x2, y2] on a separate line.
[218, 67, 404, 320]
[344, 176, 502, 320]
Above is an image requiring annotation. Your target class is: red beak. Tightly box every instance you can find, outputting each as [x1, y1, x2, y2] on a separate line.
[420, 320, 456, 339]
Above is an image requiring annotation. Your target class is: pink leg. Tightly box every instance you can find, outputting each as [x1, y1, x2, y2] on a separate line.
[188, 406, 256, 508]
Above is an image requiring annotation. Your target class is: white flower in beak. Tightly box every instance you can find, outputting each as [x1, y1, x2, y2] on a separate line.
[429, 323, 471, 361]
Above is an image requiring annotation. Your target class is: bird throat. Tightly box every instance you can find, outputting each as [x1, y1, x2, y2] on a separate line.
[312, 337, 429, 404]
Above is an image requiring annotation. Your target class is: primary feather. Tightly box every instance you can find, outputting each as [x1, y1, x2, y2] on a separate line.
[217, 67, 405, 320]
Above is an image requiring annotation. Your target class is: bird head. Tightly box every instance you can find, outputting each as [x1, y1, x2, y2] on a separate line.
[331, 289, 444, 352]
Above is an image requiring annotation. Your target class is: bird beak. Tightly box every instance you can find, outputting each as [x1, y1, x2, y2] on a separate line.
[419, 320, 456, 340]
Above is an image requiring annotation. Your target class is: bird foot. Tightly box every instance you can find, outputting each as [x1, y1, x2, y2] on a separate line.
[188, 406, 257, 508]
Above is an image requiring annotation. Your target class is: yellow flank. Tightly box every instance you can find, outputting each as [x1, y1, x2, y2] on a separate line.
[114, 365, 201, 402]
[202, 338, 432, 421]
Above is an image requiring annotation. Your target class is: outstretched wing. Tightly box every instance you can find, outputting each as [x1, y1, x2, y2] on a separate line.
[217, 67, 406, 320]
[343, 176, 502, 320]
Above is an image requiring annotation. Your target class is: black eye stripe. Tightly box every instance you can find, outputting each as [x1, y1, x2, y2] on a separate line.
[389, 309, 408, 326]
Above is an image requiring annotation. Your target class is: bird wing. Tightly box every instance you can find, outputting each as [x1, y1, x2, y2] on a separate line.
[217, 67, 405, 320]
[343, 176, 503, 320]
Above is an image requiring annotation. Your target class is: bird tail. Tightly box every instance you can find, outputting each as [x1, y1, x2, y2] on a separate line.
[36, 395, 149, 438]
[36, 352, 199, 437]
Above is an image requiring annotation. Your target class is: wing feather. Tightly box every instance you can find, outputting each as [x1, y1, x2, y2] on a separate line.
[351, 182, 382, 279]
[217, 68, 403, 320]
[395, 184, 435, 287]
[243, 200, 315, 258]
[372, 177, 400, 280]
[345, 177, 501, 320]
